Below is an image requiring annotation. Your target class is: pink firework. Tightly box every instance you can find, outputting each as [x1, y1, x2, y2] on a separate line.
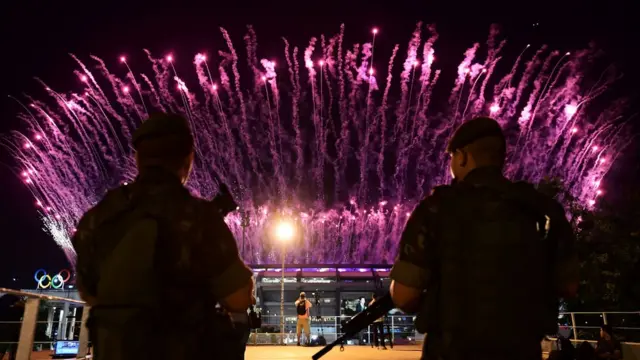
[3, 24, 631, 265]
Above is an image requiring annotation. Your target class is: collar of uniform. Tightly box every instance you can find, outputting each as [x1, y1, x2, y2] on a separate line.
[136, 166, 183, 186]
[461, 166, 505, 186]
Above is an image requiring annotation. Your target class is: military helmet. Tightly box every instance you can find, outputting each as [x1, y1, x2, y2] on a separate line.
[132, 113, 194, 152]
[447, 117, 505, 153]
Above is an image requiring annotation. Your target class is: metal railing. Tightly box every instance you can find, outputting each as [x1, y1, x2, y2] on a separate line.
[246, 312, 640, 345]
[251, 314, 418, 345]
[0, 288, 89, 360]
[557, 311, 640, 343]
[1, 286, 639, 358]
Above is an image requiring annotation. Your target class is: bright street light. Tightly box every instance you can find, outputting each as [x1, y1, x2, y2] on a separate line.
[274, 220, 295, 242]
[274, 218, 295, 345]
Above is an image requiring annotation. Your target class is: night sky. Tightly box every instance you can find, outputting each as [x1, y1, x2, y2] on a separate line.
[1, 0, 637, 288]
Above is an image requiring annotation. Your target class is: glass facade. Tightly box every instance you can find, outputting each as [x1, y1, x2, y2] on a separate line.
[252, 266, 392, 318]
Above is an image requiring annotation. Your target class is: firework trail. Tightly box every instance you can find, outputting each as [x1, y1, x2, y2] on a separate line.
[3, 23, 631, 265]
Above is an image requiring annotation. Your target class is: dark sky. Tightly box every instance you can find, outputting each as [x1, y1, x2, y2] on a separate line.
[0, 0, 637, 288]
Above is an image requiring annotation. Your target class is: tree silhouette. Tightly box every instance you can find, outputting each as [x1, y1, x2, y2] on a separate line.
[538, 177, 640, 311]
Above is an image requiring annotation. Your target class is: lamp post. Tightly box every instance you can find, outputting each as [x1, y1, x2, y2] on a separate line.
[241, 211, 250, 259]
[274, 219, 295, 345]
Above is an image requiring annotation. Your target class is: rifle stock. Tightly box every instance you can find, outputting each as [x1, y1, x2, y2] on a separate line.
[312, 293, 394, 360]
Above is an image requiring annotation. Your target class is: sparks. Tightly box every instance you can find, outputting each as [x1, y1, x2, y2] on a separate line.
[565, 104, 578, 117]
[3, 25, 629, 265]
[426, 50, 435, 65]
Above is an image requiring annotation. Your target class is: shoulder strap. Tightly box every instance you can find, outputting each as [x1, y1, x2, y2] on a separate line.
[92, 186, 167, 302]
[94, 186, 154, 257]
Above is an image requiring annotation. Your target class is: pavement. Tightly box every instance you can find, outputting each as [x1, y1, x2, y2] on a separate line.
[245, 345, 423, 360]
[24, 345, 423, 360]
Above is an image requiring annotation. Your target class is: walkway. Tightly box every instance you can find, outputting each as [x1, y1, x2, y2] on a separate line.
[25, 345, 423, 360]
[245, 345, 423, 360]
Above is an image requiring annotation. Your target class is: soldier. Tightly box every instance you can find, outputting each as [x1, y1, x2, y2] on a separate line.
[390, 117, 579, 360]
[72, 113, 254, 360]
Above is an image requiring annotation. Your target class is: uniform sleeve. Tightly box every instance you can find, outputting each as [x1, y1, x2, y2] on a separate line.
[548, 199, 579, 294]
[193, 205, 252, 300]
[390, 198, 435, 289]
[71, 212, 99, 301]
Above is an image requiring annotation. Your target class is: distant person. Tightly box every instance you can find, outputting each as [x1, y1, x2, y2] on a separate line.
[595, 325, 622, 360]
[389, 117, 579, 360]
[0, 295, 23, 360]
[369, 294, 387, 350]
[72, 113, 255, 360]
[558, 336, 576, 360]
[295, 292, 312, 346]
[578, 341, 597, 360]
[356, 297, 366, 313]
[354, 297, 367, 344]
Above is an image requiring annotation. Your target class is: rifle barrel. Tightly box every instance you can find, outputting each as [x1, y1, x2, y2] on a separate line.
[312, 293, 394, 360]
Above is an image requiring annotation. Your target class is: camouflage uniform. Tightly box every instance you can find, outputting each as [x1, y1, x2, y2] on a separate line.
[390, 118, 578, 360]
[72, 114, 252, 360]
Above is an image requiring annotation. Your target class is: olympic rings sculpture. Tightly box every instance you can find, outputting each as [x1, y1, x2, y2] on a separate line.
[34, 269, 71, 289]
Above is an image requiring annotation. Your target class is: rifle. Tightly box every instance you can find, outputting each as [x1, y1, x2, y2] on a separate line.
[312, 293, 394, 360]
[212, 182, 238, 216]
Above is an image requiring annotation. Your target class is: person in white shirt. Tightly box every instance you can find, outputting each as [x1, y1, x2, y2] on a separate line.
[294, 292, 312, 346]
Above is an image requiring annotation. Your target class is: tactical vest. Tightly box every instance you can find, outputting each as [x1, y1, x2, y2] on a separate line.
[86, 185, 236, 360]
[417, 181, 558, 342]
